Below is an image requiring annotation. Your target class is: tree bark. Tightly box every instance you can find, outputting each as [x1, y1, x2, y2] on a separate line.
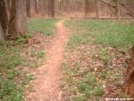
[35, 0, 39, 13]
[4, 0, 11, 12]
[0, 0, 8, 33]
[50, 0, 55, 18]
[26, 0, 30, 17]
[115, 0, 120, 20]
[48, 0, 51, 16]
[27, 0, 36, 17]
[84, 0, 90, 17]
[95, 0, 99, 19]
[123, 46, 134, 98]
[0, 21, 5, 41]
[67, 0, 70, 14]
[39, 0, 46, 16]
[9, 0, 27, 37]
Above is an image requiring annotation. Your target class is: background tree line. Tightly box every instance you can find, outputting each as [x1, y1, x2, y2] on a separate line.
[0, 0, 55, 42]
[0, 0, 134, 42]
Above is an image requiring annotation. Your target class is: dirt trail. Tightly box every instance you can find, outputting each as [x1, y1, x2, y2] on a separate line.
[25, 20, 69, 101]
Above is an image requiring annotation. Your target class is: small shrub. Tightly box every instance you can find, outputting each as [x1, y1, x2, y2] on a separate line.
[37, 51, 46, 58]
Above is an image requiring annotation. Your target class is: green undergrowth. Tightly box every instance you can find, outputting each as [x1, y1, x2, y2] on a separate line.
[65, 19, 134, 50]
[27, 18, 61, 37]
[0, 35, 46, 101]
[0, 37, 34, 101]
[62, 19, 133, 101]
[0, 18, 59, 100]
[62, 62, 103, 101]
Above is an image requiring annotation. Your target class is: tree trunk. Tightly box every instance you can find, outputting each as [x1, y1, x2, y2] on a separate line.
[95, 0, 99, 19]
[26, 0, 30, 17]
[48, 0, 51, 16]
[0, 21, 5, 41]
[115, 0, 120, 20]
[123, 46, 134, 98]
[50, 0, 55, 18]
[0, 0, 8, 33]
[27, 0, 36, 17]
[9, 0, 27, 37]
[4, 0, 11, 12]
[67, 0, 70, 14]
[39, 0, 46, 16]
[35, 0, 39, 13]
[84, 0, 90, 17]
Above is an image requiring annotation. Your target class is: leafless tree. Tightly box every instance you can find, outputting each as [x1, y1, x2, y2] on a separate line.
[0, 0, 8, 41]
[9, 0, 27, 37]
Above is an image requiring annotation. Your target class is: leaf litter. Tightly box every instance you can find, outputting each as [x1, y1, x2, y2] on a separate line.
[62, 43, 130, 101]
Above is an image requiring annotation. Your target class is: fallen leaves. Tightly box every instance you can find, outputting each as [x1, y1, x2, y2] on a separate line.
[62, 43, 130, 100]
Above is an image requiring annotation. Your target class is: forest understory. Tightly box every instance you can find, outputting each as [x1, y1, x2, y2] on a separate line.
[0, 18, 134, 101]
[1, 0, 134, 101]
[60, 19, 134, 101]
[1, 18, 134, 101]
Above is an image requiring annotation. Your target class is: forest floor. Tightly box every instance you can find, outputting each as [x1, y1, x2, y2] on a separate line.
[25, 20, 70, 101]
[1, 18, 133, 101]
[61, 19, 134, 101]
[24, 19, 134, 101]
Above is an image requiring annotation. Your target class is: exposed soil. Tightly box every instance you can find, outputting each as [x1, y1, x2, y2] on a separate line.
[25, 20, 69, 101]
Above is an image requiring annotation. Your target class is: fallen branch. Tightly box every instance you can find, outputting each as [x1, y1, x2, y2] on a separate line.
[0, 2, 5, 7]
[120, 2, 134, 15]
[100, 0, 115, 8]
[122, 10, 134, 18]
[100, 0, 134, 18]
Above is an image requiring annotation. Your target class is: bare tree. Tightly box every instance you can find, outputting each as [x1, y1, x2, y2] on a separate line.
[67, 0, 70, 14]
[0, 0, 8, 33]
[39, 0, 46, 16]
[35, 0, 39, 13]
[95, 0, 99, 19]
[4, 0, 11, 12]
[0, 0, 8, 41]
[84, 0, 90, 17]
[50, 0, 55, 17]
[9, 0, 27, 37]
[27, 0, 37, 17]
[0, 21, 5, 41]
[115, 0, 120, 19]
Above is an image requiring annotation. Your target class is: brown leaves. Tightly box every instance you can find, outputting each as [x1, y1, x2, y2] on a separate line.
[62, 43, 130, 100]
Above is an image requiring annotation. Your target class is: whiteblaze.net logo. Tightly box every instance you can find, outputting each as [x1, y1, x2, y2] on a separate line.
[105, 98, 133, 101]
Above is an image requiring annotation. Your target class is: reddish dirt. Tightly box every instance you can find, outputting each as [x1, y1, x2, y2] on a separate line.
[25, 20, 69, 101]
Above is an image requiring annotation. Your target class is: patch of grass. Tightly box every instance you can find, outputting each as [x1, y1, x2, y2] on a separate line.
[65, 20, 134, 49]
[37, 51, 46, 58]
[62, 19, 130, 100]
[67, 32, 91, 48]
[27, 18, 60, 37]
[14, 33, 33, 45]
[0, 73, 33, 101]
[62, 61, 104, 100]
[23, 50, 46, 68]
[98, 49, 109, 66]
[99, 70, 106, 79]
[0, 43, 24, 101]
[0, 34, 43, 100]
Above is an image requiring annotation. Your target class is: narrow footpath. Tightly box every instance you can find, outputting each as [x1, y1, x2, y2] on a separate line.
[25, 20, 69, 101]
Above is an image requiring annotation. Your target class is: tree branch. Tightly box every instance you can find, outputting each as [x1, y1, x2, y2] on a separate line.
[120, 2, 134, 15]
[100, 0, 115, 8]
[0, 2, 6, 7]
